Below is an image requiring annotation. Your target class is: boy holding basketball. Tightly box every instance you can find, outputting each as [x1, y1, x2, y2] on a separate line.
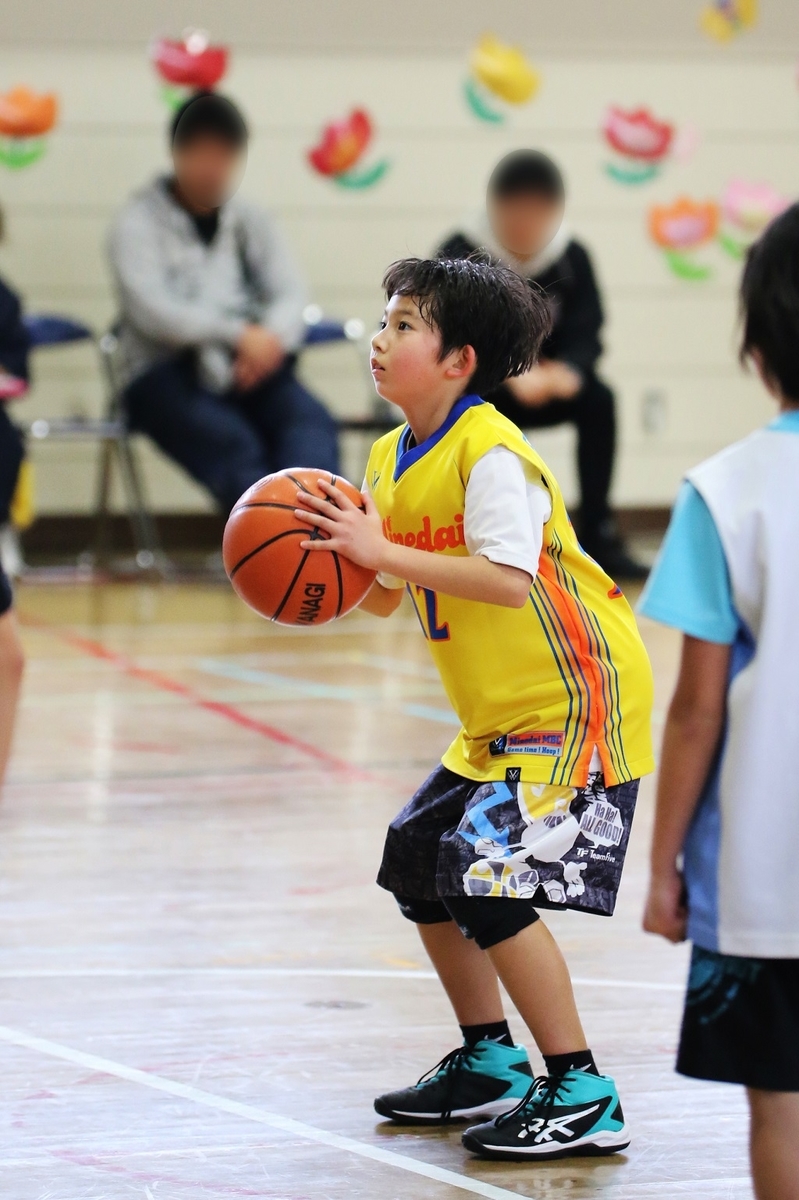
[295, 257, 654, 1161]
[640, 206, 799, 1199]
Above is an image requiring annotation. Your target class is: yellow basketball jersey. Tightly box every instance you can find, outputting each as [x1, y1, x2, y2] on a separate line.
[366, 395, 654, 787]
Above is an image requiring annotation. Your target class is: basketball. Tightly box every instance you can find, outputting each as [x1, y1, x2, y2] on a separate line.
[222, 468, 377, 625]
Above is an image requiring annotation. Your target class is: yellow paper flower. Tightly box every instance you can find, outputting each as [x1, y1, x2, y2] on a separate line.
[470, 34, 539, 106]
[700, 0, 758, 43]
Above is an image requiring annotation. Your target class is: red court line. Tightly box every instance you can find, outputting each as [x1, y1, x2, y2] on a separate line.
[20, 617, 376, 782]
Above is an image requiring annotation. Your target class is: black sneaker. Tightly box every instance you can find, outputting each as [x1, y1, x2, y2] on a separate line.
[462, 1069, 630, 1160]
[374, 1039, 533, 1125]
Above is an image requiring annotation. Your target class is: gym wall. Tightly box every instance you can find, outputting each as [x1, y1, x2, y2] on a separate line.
[0, 1, 795, 516]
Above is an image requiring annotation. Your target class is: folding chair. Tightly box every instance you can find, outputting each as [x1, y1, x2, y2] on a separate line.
[23, 315, 166, 573]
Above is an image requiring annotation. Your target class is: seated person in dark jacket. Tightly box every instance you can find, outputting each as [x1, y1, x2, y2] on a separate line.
[0, 270, 29, 533]
[0, 264, 27, 783]
[437, 150, 645, 578]
[109, 92, 339, 515]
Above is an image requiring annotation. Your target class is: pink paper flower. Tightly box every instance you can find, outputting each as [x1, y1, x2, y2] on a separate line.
[603, 107, 674, 162]
[722, 179, 788, 234]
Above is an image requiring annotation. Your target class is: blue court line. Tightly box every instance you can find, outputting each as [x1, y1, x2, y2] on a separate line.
[197, 658, 367, 701]
[195, 659, 460, 725]
[400, 704, 461, 726]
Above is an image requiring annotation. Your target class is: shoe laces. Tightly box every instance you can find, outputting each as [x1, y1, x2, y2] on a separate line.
[495, 1072, 569, 1132]
[416, 1045, 478, 1120]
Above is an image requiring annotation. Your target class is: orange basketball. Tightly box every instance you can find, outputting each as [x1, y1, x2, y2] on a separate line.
[222, 468, 377, 626]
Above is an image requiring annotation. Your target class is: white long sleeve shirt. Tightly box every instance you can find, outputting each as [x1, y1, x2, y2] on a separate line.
[377, 445, 551, 589]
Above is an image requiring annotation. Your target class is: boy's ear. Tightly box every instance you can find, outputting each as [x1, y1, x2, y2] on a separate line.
[443, 344, 477, 381]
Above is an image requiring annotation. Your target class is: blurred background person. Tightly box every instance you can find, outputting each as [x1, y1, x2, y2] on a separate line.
[0, 205, 31, 578]
[0, 206, 26, 780]
[438, 150, 645, 579]
[109, 91, 339, 515]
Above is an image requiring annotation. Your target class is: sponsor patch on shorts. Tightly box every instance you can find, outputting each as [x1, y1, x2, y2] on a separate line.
[488, 731, 565, 758]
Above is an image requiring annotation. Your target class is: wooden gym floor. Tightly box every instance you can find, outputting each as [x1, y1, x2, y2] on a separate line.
[0, 581, 752, 1199]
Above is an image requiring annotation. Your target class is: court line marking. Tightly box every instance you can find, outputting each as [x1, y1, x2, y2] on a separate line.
[0, 966, 683, 990]
[18, 618, 376, 783]
[197, 657, 460, 724]
[197, 657, 388, 702]
[0, 1024, 526, 1200]
[402, 703, 461, 725]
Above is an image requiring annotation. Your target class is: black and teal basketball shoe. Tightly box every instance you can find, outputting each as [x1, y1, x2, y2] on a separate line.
[462, 1068, 630, 1160]
[374, 1039, 534, 1124]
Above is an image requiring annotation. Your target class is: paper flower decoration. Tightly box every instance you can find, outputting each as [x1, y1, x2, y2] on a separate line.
[150, 30, 229, 108]
[649, 197, 720, 280]
[464, 34, 541, 124]
[700, 0, 758, 42]
[0, 87, 58, 169]
[307, 109, 389, 190]
[602, 107, 675, 185]
[718, 180, 789, 258]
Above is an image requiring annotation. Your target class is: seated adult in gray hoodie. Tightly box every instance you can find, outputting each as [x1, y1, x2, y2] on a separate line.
[108, 92, 338, 513]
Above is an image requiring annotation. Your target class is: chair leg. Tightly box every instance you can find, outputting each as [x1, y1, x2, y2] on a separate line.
[92, 437, 115, 567]
[115, 436, 168, 576]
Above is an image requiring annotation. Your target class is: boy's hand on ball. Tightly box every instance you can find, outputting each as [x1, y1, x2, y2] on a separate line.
[296, 482, 386, 569]
[642, 867, 688, 944]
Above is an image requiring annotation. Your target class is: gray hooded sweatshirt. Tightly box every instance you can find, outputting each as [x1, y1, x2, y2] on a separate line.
[108, 177, 308, 392]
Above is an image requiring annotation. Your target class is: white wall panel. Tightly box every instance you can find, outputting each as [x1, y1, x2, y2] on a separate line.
[0, 49, 796, 514]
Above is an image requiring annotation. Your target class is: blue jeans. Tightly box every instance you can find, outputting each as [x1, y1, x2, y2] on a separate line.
[125, 356, 340, 513]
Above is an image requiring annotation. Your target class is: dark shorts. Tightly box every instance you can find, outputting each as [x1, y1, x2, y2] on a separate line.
[377, 763, 640, 917]
[678, 946, 799, 1091]
[0, 564, 11, 616]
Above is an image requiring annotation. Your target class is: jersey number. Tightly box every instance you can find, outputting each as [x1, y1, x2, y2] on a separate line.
[408, 585, 450, 642]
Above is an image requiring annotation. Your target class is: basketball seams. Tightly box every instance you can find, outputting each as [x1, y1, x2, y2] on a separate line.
[224, 468, 373, 626]
[271, 548, 312, 622]
[285, 471, 319, 495]
[332, 552, 344, 618]
[232, 502, 300, 513]
[229, 528, 308, 578]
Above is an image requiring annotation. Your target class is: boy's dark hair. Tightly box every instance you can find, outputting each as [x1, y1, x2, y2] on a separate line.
[740, 203, 799, 402]
[488, 150, 565, 203]
[171, 91, 248, 150]
[383, 256, 551, 396]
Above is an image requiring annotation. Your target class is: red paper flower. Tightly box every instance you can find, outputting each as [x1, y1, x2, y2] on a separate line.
[0, 87, 58, 138]
[603, 107, 674, 162]
[308, 109, 372, 177]
[151, 36, 228, 90]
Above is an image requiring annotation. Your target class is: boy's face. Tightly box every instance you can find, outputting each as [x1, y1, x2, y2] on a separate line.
[489, 192, 564, 260]
[371, 293, 471, 407]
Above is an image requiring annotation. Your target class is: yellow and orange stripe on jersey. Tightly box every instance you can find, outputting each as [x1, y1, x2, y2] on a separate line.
[366, 396, 654, 787]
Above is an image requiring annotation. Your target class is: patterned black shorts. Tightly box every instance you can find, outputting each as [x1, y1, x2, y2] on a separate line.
[678, 946, 799, 1091]
[377, 763, 640, 918]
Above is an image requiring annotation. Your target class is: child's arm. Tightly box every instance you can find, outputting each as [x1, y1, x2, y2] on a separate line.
[358, 579, 405, 617]
[295, 481, 532, 609]
[643, 634, 730, 943]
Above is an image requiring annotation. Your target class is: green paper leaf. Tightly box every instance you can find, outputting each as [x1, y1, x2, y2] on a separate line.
[604, 161, 659, 185]
[717, 229, 746, 260]
[334, 159, 391, 190]
[160, 84, 189, 111]
[0, 139, 46, 169]
[664, 249, 712, 281]
[463, 77, 505, 124]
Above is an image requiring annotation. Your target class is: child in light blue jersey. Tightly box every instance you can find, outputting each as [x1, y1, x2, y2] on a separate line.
[640, 203, 799, 1200]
